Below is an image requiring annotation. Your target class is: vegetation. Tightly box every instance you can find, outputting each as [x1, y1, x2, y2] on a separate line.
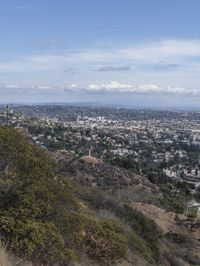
[0, 242, 31, 266]
[107, 155, 140, 174]
[147, 193, 185, 214]
[187, 207, 198, 218]
[0, 127, 128, 265]
[146, 182, 191, 214]
[2, 126, 194, 265]
[165, 232, 186, 244]
[83, 188, 161, 263]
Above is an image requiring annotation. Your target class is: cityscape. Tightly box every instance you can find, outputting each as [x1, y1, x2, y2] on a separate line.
[1, 104, 200, 207]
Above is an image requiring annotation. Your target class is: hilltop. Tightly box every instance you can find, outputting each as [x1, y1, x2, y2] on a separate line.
[59, 154, 157, 192]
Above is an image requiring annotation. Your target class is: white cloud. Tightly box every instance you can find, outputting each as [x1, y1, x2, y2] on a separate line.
[0, 38, 200, 95]
[0, 38, 200, 73]
[88, 81, 132, 92]
[66, 38, 200, 64]
[85, 81, 195, 95]
[0, 81, 198, 96]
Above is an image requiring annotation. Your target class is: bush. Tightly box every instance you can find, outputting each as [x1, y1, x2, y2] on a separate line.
[147, 193, 185, 214]
[117, 204, 160, 262]
[82, 188, 160, 263]
[84, 219, 128, 265]
[165, 232, 186, 244]
[187, 207, 198, 218]
[128, 231, 156, 263]
[0, 127, 129, 265]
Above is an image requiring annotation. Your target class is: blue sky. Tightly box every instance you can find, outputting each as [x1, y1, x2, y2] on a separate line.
[1, 0, 200, 106]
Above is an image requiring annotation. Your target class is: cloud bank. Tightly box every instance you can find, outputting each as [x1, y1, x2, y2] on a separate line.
[0, 81, 198, 96]
[1, 38, 200, 104]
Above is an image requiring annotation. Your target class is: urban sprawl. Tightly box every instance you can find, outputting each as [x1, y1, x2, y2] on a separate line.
[1, 104, 200, 212]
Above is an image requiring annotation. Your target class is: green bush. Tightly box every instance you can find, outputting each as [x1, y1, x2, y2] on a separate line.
[187, 207, 198, 218]
[147, 193, 185, 214]
[82, 188, 160, 263]
[118, 204, 160, 262]
[128, 231, 156, 263]
[84, 219, 128, 264]
[0, 127, 129, 265]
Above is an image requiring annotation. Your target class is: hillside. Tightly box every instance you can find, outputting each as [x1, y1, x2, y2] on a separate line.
[0, 127, 200, 265]
[59, 154, 157, 192]
[58, 152, 200, 265]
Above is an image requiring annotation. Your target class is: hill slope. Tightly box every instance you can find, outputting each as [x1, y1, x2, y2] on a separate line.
[0, 127, 200, 265]
[0, 127, 156, 265]
[58, 151, 200, 266]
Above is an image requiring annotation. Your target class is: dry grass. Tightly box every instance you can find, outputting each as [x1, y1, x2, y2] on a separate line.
[80, 156, 100, 164]
[0, 244, 32, 266]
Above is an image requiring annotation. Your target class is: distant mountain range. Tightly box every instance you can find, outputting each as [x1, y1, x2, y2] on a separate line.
[1, 101, 200, 111]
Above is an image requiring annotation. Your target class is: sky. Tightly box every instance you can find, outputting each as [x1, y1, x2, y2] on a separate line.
[1, 0, 200, 107]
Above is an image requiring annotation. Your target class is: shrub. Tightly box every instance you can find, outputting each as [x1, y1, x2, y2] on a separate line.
[0, 127, 129, 265]
[165, 232, 186, 244]
[117, 204, 160, 262]
[82, 188, 160, 263]
[187, 207, 198, 218]
[147, 193, 185, 214]
[84, 219, 128, 265]
[128, 231, 156, 263]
